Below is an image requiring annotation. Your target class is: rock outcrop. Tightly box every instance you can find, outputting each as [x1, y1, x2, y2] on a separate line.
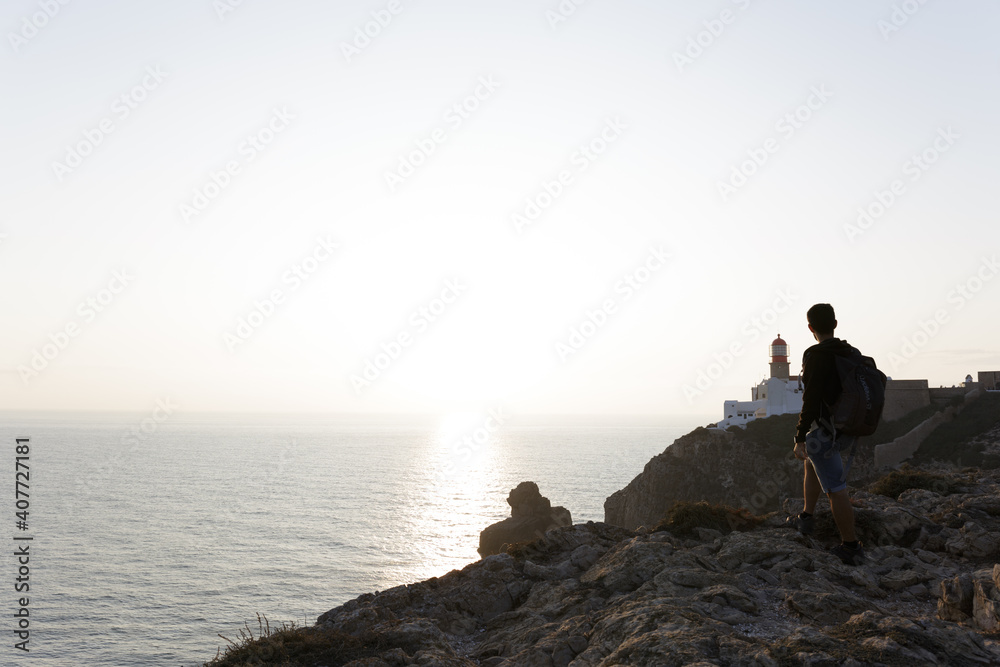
[606, 425, 794, 529]
[478, 482, 572, 557]
[309, 466, 1000, 666]
[875, 388, 980, 468]
[602, 415, 891, 530]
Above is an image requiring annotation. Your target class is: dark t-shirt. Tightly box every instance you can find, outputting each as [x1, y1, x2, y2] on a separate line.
[795, 337, 854, 443]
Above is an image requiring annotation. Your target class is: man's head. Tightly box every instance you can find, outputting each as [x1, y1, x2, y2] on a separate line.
[807, 303, 837, 338]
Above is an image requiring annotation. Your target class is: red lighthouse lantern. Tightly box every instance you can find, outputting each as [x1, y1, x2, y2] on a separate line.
[769, 335, 789, 379]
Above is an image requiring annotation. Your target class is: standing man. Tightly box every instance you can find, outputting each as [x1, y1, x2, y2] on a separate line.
[789, 303, 865, 565]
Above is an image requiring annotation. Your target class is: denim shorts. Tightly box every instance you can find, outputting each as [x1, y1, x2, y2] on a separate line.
[805, 426, 857, 494]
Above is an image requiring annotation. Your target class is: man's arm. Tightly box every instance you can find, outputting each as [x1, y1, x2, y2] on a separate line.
[795, 348, 834, 443]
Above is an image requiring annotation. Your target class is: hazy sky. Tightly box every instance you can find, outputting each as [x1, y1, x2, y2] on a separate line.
[2, 0, 998, 418]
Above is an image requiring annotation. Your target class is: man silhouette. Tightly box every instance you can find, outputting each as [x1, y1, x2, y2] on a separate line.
[789, 303, 865, 565]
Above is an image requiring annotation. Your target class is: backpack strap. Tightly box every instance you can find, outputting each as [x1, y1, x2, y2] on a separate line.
[841, 344, 866, 482]
[842, 435, 857, 483]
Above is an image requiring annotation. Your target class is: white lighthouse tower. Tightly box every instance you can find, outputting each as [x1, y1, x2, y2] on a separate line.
[714, 335, 804, 430]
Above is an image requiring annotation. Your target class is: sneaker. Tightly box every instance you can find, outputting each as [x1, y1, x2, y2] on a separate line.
[831, 542, 865, 566]
[785, 512, 815, 536]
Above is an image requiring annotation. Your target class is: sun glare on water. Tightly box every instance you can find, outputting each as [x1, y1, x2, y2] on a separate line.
[385, 411, 511, 582]
[431, 411, 504, 491]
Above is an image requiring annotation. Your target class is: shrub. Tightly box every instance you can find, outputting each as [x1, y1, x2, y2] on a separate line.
[652, 501, 763, 536]
[869, 467, 959, 500]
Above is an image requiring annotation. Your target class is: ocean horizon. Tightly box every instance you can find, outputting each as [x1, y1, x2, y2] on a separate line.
[0, 410, 706, 666]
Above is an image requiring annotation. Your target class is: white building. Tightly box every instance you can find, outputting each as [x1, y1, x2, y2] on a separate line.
[713, 335, 804, 430]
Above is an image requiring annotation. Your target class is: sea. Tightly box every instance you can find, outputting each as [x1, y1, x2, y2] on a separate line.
[0, 411, 700, 667]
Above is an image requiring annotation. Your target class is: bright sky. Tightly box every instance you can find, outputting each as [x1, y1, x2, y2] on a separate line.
[1, 0, 998, 419]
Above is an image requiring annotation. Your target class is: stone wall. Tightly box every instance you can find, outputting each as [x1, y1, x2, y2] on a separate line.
[883, 379, 930, 422]
[979, 371, 1000, 391]
[929, 387, 968, 405]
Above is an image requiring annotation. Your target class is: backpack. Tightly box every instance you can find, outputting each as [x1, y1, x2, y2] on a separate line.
[826, 347, 887, 437]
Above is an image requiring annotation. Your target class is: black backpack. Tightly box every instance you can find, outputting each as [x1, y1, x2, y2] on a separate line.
[826, 347, 887, 437]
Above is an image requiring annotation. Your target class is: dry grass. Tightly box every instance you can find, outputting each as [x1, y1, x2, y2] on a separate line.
[203, 613, 393, 667]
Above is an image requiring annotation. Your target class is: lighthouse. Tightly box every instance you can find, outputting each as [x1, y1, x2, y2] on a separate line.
[769, 335, 790, 380]
[714, 334, 804, 430]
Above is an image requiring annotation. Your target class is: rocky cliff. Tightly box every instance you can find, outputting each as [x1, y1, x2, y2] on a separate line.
[604, 416, 879, 530]
[604, 426, 786, 530]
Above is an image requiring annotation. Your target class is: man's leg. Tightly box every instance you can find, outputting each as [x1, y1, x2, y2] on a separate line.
[803, 461, 822, 514]
[828, 488, 857, 542]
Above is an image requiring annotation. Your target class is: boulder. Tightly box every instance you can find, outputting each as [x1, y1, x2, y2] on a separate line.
[973, 576, 1000, 632]
[938, 570, 982, 623]
[478, 482, 572, 557]
[938, 566, 1000, 632]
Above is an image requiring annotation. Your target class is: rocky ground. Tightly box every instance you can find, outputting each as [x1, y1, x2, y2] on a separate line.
[302, 466, 1000, 666]
[968, 424, 1000, 464]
